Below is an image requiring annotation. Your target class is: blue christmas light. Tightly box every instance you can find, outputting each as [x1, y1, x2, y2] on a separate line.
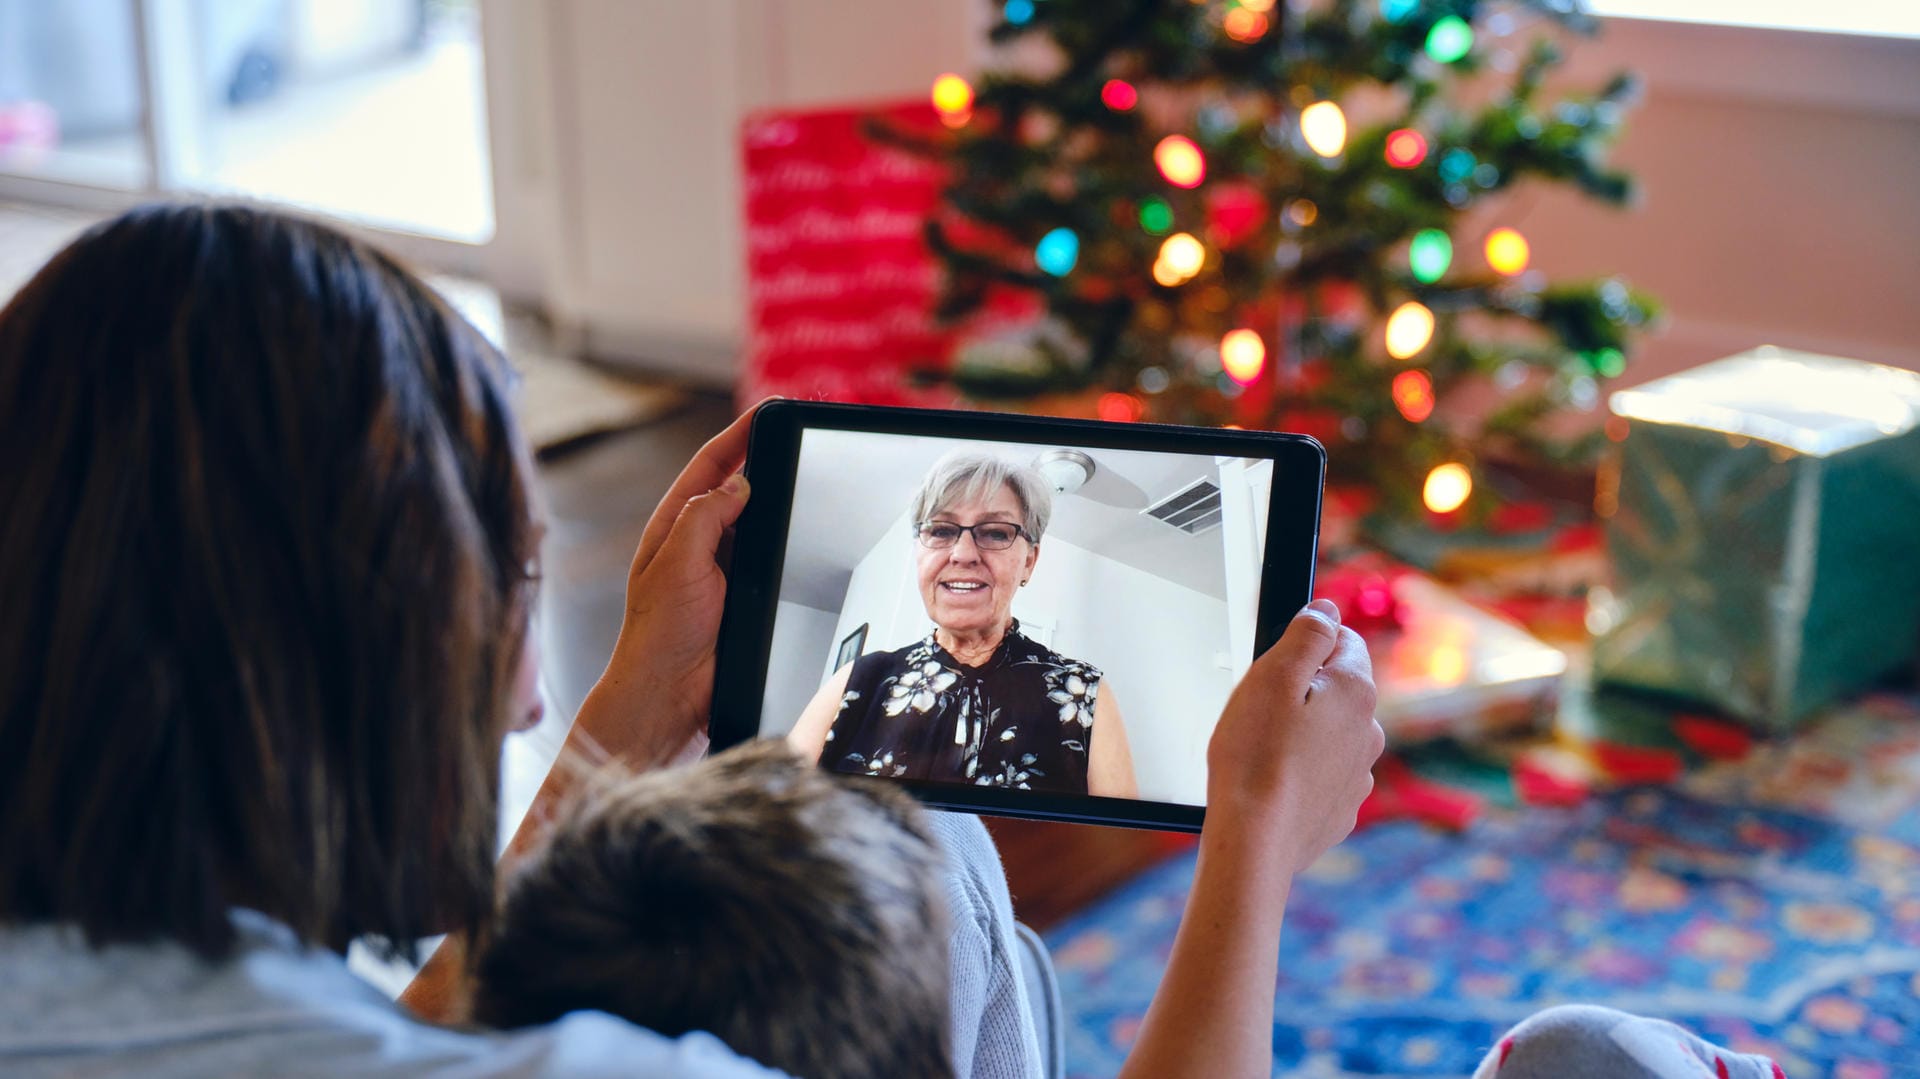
[1004, 0, 1035, 26]
[1380, 0, 1420, 24]
[1439, 148, 1477, 185]
[1035, 227, 1079, 276]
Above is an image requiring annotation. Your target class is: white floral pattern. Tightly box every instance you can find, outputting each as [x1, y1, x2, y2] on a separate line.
[1046, 664, 1100, 728]
[881, 660, 960, 717]
[823, 622, 1102, 795]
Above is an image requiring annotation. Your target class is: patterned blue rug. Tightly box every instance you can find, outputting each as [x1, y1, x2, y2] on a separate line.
[1043, 695, 1920, 1078]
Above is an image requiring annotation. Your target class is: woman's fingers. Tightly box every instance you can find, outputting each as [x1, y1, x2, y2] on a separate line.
[630, 400, 769, 579]
[1311, 625, 1377, 706]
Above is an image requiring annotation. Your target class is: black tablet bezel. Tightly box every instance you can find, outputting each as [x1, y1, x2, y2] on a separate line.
[711, 400, 1325, 833]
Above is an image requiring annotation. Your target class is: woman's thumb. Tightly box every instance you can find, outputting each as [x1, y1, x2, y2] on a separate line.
[658, 474, 750, 568]
[1260, 599, 1342, 696]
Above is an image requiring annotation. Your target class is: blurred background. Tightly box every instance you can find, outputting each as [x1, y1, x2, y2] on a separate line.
[3, 1, 1914, 385]
[3, 3, 1917, 1073]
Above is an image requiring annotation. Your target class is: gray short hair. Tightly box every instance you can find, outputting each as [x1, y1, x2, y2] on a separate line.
[909, 451, 1053, 543]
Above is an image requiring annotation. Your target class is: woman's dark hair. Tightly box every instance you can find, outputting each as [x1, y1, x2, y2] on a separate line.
[0, 202, 536, 960]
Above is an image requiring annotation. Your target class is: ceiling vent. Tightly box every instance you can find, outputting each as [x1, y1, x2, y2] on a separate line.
[1142, 478, 1223, 535]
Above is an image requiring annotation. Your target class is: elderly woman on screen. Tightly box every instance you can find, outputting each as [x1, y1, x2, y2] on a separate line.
[789, 452, 1138, 798]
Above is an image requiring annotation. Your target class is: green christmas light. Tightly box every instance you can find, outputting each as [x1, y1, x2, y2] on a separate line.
[1425, 16, 1473, 64]
[1587, 347, 1626, 378]
[1409, 229, 1452, 283]
[1139, 198, 1173, 235]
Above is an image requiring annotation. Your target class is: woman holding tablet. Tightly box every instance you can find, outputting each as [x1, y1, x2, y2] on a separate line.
[0, 204, 1770, 1079]
[786, 451, 1139, 798]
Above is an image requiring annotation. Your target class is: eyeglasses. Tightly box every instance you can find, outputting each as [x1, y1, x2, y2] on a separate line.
[916, 521, 1032, 551]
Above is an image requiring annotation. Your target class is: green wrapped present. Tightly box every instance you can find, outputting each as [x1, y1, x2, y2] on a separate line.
[1589, 346, 1920, 730]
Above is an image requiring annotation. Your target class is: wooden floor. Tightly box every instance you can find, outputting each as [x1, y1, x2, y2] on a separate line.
[536, 394, 1186, 931]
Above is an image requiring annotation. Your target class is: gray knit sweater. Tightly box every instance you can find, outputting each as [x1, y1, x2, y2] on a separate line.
[0, 812, 1042, 1079]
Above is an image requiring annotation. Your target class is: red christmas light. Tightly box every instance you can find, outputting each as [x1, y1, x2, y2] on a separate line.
[1392, 369, 1435, 422]
[1204, 182, 1268, 247]
[1101, 79, 1138, 111]
[1385, 128, 1429, 169]
[1098, 392, 1144, 422]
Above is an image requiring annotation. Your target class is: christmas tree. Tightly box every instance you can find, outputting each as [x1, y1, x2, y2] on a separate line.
[878, 0, 1655, 520]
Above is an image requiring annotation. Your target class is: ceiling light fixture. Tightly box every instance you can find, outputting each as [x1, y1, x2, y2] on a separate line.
[1034, 449, 1097, 494]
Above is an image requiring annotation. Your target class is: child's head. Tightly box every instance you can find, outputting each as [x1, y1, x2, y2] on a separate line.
[472, 741, 954, 1079]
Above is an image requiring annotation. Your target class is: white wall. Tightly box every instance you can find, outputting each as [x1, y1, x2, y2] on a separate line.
[535, 0, 986, 381]
[763, 600, 840, 735]
[527, 8, 1917, 386]
[772, 511, 1232, 805]
[1020, 535, 1233, 806]
[829, 508, 927, 663]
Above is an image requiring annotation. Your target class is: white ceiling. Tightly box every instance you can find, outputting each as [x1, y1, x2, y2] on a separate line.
[777, 429, 1236, 610]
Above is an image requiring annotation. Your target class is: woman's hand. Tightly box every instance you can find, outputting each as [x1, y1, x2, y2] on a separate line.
[1205, 597, 1382, 873]
[573, 402, 764, 769]
[1117, 599, 1380, 1079]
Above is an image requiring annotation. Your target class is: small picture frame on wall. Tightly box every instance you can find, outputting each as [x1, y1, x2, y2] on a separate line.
[833, 623, 869, 672]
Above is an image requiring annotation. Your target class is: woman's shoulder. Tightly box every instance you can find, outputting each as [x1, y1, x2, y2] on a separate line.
[1010, 627, 1103, 682]
[0, 915, 782, 1079]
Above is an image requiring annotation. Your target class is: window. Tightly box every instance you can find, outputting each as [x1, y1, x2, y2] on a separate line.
[1587, 1, 1920, 40]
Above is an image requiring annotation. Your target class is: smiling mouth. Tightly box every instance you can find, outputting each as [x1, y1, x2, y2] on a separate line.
[940, 581, 989, 595]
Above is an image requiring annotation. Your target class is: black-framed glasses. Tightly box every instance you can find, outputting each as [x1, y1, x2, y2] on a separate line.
[916, 521, 1032, 551]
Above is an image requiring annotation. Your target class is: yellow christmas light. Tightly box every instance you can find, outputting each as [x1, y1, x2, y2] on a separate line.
[931, 73, 974, 116]
[1423, 463, 1473, 514]
[1220, 329, 1266, 384]
[1485, 227, 1531, 276]
[1384, 301, 1435, 360]
[1154, 135, 1207, 188]
[1154, 232, 1206, 284]
[1300, 101, 1347, 158]
[1239, 0, 1277, 10]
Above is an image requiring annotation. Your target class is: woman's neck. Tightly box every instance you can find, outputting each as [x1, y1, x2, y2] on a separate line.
[938, 622, 1008, 667]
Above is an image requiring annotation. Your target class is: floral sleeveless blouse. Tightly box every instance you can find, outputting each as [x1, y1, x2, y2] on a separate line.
[823, 621, 1102, 795]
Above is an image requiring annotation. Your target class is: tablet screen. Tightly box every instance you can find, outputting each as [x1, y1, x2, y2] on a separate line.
[755, 427, 1278, 809]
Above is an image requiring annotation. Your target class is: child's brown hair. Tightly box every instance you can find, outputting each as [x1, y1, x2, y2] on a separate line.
[472, 741, 954, 1079]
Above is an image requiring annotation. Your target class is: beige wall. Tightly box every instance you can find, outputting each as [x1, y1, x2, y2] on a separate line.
[1525, 18, 1920, 383]
[527, 6, 1920, 385]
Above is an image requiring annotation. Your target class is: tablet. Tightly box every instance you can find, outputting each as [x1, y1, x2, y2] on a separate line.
[711, 401, 1325, 832]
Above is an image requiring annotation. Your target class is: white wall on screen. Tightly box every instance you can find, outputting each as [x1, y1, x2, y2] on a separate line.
[1217, 456, 1274, 683]
[765, 600, 840, 735]
[1017, 534, 1232, 806]
[827, 506, 922, 668]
